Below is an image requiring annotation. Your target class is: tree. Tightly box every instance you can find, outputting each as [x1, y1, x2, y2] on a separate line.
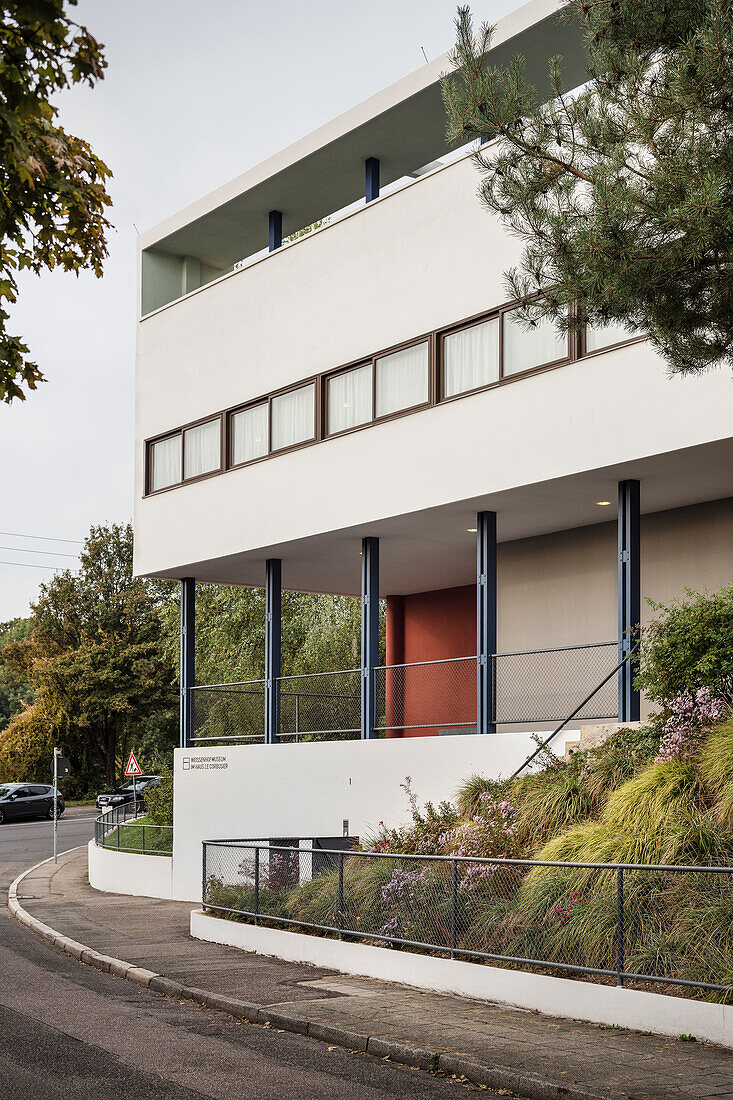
[0, 616, 33, 727]
[159, 584, 379, 688]
[442, 1, 733, 375]
[635, 586, 733, 704]
[5, 524, 177, 787]
[0, 0, 112, 402]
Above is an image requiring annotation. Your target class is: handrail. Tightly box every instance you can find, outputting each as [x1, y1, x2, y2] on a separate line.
[510, 643, 640, 779]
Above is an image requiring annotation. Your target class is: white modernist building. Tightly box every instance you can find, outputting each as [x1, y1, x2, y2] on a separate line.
[133, 0, 733, 902]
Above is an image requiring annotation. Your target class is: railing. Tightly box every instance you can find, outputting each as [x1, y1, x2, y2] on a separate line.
[94, 803, 173, 856]
[191, 642, 619, 743]
[202, 842, 733, 1000]
[190, 670, 362, 743]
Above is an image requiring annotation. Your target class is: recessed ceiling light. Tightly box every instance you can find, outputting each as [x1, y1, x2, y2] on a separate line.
[596, 500, 612, 506]
[466, 527, 477, 533]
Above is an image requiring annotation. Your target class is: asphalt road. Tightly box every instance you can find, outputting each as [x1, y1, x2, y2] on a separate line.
[0, 812, 487, 1099]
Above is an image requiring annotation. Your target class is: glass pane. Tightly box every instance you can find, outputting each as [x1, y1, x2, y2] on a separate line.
[375, 342, 429, 418]
[271, 383, 315, 451]
[183, 419, 220, 479]
[503, 309, 567, 377]
[586, 319, 636, 353]
[232, 403, 268, 465]
[443, 317, 499, 397]
[327, 364, 372, 434]
[150, 435, 181, 491]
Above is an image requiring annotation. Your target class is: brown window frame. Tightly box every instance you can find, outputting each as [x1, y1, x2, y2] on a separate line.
[227, 376, 320, 473]
[143, 298, 643, 498]
[146, 412, 224, 496]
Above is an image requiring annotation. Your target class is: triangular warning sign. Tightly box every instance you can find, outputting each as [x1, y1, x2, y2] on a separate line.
[124, 750, 142, 777]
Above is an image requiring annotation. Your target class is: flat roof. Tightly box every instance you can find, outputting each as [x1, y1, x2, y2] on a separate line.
[140, 0, 588, 270]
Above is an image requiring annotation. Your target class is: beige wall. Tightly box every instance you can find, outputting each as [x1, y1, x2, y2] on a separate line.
[497, 497, 733, 720]
[500, 497, 733, 650]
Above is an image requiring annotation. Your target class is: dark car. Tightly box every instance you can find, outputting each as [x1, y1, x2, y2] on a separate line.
[96, 775, 160, 812]
[0, 783, 64, 824]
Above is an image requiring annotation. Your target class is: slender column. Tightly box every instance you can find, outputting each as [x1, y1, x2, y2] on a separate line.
[476, 512, 497, 734]
[361, 537, 379, 738]
[365, 158, 380, 203]
[180, 578, 195, 749]
[268, 210, 282, 252]
[265, 559, 282, 744]
[618, 480, 641, 722]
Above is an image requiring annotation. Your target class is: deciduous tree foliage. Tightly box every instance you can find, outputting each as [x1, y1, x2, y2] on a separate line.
[442, 0, 733, 375]
[0, 0, 112, 402]
[1, 524, 177, 789]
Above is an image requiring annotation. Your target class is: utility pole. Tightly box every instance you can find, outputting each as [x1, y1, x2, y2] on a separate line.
[53, 747, 59, 865]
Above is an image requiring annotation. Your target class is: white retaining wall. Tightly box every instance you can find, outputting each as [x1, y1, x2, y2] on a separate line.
[191, 909, 733, 1051]
[87, 839, 173, 900]
[172, 730, 576, 902]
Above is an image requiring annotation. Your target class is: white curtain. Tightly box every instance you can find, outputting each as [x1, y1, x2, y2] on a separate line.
[232, 403, 268, 464]
[375, 342, 429, 418]
[271, 383, 315, 450]
[586, 319, 635, 353]
[443, 317, 499, 397]
[327, 364, 372, 434]
[503, 309, 566, 377]
[183, 419, 220, 479]
[150, 435, 182, 491]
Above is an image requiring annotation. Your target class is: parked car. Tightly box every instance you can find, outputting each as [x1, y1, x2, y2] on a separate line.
[0, 783, 64, 824]
[95, 775, 161, 812]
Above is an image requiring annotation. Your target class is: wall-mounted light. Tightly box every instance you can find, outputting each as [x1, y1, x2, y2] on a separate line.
[466, 527, 477, 533]
[596, 500, 612, 507]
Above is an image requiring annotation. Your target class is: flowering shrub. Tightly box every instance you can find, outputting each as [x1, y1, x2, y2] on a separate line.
[656, 688, 727, 761]
[365, 777, 460, 855]
[378, 865, 434, 939]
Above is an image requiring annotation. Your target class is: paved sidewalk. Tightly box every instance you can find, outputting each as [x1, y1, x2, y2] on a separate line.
[13, 847, 733, 1100]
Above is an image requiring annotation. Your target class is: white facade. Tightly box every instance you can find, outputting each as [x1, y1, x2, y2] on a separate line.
[134, 143, 733, 594]
[132, 0, 733, 905]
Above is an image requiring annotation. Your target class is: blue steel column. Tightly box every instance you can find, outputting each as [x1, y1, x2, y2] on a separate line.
[180, 578, 195, 749]
[476, 512, 497, 734]
[265, 559, 282, 744]
[365, 158, 380, 202]
[269, 210, 282, 251]
[361, 537, 379, 738]
[618, 480, 641, 723]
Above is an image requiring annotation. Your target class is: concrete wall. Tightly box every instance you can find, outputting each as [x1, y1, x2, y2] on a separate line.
[191, 912, 733, 1051]
[171, 731, 577, 902]
[87, 840, 173, 900]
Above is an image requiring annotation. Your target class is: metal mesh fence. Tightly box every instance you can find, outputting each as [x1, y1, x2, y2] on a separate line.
[279, 670, 361, 741]
[191, 682, 266, 743]
[190, 643, 620, 743]
[94, 810, 172, 856]
[493, 643, 618, 724]
[202, 843, 733, 998]
[375, 658, 477, 734]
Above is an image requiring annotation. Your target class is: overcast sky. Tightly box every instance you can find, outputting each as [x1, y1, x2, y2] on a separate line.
[0, 0, 519, 621]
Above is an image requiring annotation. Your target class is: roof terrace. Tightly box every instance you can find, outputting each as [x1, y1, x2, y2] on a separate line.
[139, 0, 587, 316]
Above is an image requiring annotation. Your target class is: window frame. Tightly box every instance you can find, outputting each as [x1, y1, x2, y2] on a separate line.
[144, 297, 643, 497]
[229, 400, 270, 468]
[324, 359, 374, 438]
[227, 376, 320, 472]
[145, 412, 224, 496]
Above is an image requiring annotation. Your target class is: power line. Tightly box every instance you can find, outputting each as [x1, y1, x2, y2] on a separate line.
[0, 545, 79, 558]
[0, 530, 83, 545]
[0, 560, 73, 571]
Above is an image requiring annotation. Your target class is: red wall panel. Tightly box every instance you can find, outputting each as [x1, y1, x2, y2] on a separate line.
[385, 586, 476, 737]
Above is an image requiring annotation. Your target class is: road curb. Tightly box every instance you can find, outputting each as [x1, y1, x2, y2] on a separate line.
[8, 853, 610, 1100]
